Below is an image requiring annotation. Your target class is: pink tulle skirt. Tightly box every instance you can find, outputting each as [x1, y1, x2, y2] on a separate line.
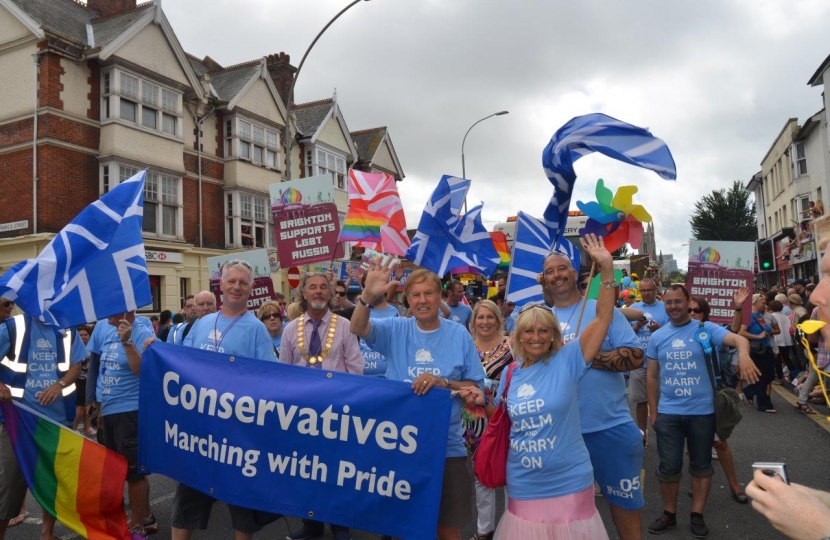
[494, 487, 609, 540]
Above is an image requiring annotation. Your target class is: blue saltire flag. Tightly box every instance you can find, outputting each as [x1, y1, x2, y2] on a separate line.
[0, 170, 151, 328]
[406, 175, 500, 277]
[506, 211, 580, 306]
[541, 113, 677, 245]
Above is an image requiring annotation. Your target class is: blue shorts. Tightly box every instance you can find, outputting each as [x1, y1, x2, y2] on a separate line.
[582, 422, 645, 510]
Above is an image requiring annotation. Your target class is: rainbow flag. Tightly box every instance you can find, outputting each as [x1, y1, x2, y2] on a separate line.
[490, 231, 510, 272]
[340, 170, 410, 256]
[0, 401, 131, 540]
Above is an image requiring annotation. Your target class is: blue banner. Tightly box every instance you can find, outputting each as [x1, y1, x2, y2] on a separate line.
[138, 343, 451, 540]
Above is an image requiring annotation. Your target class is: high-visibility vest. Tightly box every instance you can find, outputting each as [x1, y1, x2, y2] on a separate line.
[0, 314, 77, 420]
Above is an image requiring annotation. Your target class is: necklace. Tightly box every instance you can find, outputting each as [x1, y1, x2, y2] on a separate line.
[297, 313, 339, 365]
[213, 313, 245, 350]
[553, 299, 582, 344]
[477, 336, 505, 359]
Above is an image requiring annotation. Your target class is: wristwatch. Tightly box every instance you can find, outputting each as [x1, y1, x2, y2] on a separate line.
[57, 380, 66, 388]
[356, 297, 373, 309]
[122, 339, 134, 347]
[444, 377, 452, 389]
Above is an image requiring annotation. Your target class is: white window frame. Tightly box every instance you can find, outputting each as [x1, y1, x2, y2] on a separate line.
[308, 146, 347, 190]
[796, 142, 807, 177]
[225, 190, 272, 249]
[98, 161, 183, 240]
[224, 116, 282, 171]
[101, 67, 182, 139]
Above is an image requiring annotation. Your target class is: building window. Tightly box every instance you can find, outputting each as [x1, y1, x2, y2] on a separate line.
[99, 162, 182, 239]
[225, 191, 271, 249]
[314, 148, 347, 189]
[143, 172, 180, 237]
[224, 117, 281, 170]
[102, 68, 181, 138]
[796, 142, 807, 176]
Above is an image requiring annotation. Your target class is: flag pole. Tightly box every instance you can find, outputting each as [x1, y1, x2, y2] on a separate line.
[572, 261, 595, 338]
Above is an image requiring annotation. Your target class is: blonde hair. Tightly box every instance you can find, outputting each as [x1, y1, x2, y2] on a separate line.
[469, 299, 505, 339]
[403, 269, 442, 298]
[286, 301, 303, 321]
[513, 305, 563, 366]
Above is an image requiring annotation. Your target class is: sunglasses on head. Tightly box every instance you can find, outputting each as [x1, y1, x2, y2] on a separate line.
[260, 313, 280, 321]
[519, 303, 551, 314]
[688, 308, 704, 314]
[226, 259, 253, 269]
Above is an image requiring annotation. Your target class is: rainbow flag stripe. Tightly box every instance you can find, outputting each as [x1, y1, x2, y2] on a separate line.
[0, 402, 131, 540]
[340, 209, 387, 243]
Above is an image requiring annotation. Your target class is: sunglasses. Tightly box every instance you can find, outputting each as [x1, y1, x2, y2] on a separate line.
[1, 301, 13, 308]
[260, 313, 281, 321]
[519, 302, 551, 314]
[334, 291, 347, 297]
[226, 259, 253, 269]
[688, 308, 704, 314]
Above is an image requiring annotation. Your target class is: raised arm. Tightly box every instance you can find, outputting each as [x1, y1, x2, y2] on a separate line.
[577, 234, 615, 363]
[350, 258, 395, 338]
[731, 286, 748, 333]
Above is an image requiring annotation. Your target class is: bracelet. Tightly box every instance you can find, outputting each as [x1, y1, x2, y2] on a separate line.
[356, 297, 373, 309]
[482, 395, 490, 407]
[600, 280, 618, 289]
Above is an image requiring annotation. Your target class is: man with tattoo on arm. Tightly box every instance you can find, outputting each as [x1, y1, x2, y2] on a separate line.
[539, 247, 646, 540]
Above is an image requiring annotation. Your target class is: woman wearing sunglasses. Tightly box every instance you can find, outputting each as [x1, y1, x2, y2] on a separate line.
[462, 234, 619, 540]
[687, 296, 749, 505]
[257, 301, 284, 359]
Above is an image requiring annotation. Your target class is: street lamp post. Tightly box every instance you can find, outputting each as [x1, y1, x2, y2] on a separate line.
[283, 0, 370, 181]
[691, 226, 722, 240]
[461, 110, 508, 212]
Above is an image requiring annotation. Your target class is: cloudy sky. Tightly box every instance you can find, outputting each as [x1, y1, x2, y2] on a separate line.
[165, 0, 830, 270]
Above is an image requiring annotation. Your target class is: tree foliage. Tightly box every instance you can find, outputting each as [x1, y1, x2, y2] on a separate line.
[689, 181, 757, 241]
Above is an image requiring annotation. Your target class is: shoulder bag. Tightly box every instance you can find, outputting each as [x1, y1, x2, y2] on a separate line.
[474, 362, 516, 489]
[695, 322, 742, 441]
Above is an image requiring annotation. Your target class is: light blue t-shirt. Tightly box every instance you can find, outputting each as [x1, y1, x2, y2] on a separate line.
[271, 335, 282, 360]
[495, 341, 593, 499]
[361, 304, 399, 378]
[184, 312, 275, 361]
[88, 319, 155, 416]
[551, 300, 642, 434]
[166, 323, 187, 345]
[365, 317, 485, 457]
[22, 322, 86, 426]
[630, 301, 670, 354]
[647, 320, 729, 415]
[447, 303, 472, 328]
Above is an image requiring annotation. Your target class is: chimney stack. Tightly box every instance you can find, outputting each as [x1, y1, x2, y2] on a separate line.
[266, 52, 297, 107]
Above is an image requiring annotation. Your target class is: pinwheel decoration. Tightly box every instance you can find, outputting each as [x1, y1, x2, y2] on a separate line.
[576, 179, 652, 252]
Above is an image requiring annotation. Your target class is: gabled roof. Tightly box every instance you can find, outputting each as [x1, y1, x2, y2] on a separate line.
[4, 0, 93, 44]
[294, 98, 333, 137]
[294, 97, 358, 161]
[351, 126, 405, 179]
[206, 58, 289, 125]
[91, 4, 152, 49]
[808, 53, 830, 87]
[209, 61, 261, 101]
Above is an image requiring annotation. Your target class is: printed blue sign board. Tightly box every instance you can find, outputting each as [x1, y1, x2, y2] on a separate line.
[138, 343, 450, 540]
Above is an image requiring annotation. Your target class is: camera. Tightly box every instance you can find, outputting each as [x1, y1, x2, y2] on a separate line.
[752, 462, 789, 484]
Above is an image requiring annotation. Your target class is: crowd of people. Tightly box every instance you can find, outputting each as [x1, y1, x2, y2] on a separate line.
[3, 225, 830, 540]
